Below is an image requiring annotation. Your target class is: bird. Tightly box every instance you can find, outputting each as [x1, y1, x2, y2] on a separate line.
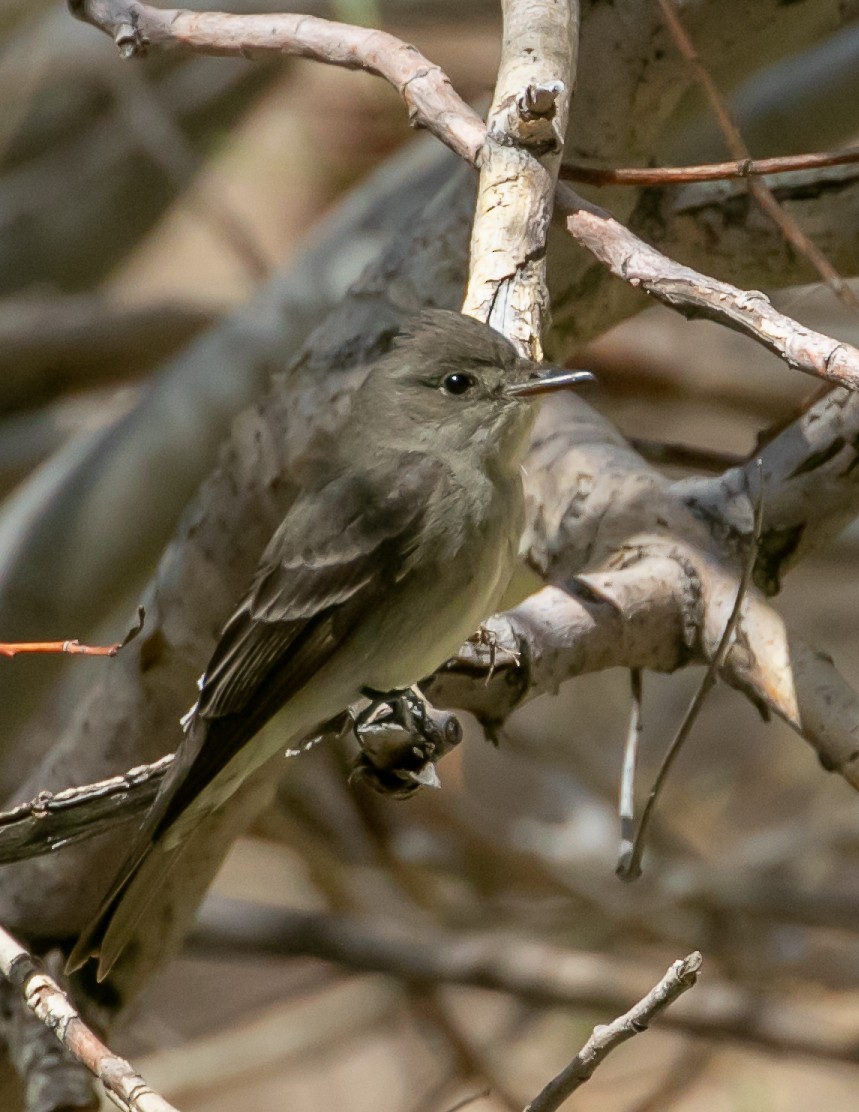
[67, 309, 593, 979]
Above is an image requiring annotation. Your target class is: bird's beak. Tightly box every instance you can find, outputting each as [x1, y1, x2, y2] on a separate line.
[505, 368, 595, 398]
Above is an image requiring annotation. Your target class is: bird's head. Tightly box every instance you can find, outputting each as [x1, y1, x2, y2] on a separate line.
[350, 310, 594, 464]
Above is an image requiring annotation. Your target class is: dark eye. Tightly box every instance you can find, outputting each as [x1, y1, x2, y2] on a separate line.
[441, 372, 477, 396]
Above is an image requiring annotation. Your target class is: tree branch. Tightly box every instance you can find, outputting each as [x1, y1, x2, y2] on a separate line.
[654, 0, 859, 311]
[523, 952, 702, 1112]
[559, 185, 859, 391]
[462, 0, 579, 355]
[69, 0, 486, 165]
[0, 924, 178, 1111]
[16, 0, 859, 1003]
[0, 757, 171, 865]
[561, 145, 859, 187]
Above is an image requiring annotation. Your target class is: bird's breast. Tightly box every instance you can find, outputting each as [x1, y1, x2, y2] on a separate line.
[360, 465, 524, 691]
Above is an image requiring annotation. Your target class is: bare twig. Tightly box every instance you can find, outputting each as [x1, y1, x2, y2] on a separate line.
[561, 145, 859, 187]
[523, 952, 702, 1112]
[617, 464, 765, 881]
[0, 755, 172, 865]
[1, 640, 117, 658]
[0, 607, 144, 658]
[2, 949, 100, 1111]
[70, 3, 859, 391]
[69, 0, 487, 165]
[617, 669, 643, 870]
[655, 0, 859, 312]
[558, 186, 859, 391]
[0, 923, 179, 1112]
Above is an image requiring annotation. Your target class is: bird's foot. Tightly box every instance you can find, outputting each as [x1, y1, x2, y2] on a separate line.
[351, 687, 462, 798]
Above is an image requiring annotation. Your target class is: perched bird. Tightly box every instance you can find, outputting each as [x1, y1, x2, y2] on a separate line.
[68, 310, 592, 979]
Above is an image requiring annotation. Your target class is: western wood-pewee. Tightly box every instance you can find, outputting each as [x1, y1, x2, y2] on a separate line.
[68, 310, 592, 979]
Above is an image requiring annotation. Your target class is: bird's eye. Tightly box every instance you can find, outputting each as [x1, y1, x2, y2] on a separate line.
[441, 372, 477, 396]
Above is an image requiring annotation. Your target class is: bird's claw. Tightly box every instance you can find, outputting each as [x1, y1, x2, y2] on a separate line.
[351, 688, 462, 798]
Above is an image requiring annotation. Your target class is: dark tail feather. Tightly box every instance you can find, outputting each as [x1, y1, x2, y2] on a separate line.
[66, 834, 169, 979]
[66, 684, 308, 979]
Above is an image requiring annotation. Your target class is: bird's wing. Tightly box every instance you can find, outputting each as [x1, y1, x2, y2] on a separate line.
[153, 452, 443, 837]
[66, 455, 445, 978]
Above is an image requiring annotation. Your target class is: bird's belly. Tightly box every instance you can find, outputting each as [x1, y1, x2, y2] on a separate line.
[361, 527, 518, 692]
[170, 483, 523, 836]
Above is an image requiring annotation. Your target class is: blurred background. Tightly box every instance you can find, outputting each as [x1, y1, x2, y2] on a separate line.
[3, 2, 859, 1110]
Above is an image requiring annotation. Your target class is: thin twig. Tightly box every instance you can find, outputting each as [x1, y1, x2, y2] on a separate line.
[556, 185, 859, 392]
[561, 145, 859, 187]
[655, 0, 859, 312]
[617, 461, 765, 881]
[70, 1, 487, 166]
[617, 669, 643, 870]
[0, 607, 144, 658]
[0, 755, 172, 864]
[523, 952, 703, 1112]
[0, 640, 118, 658]
[72, 2, 859, 393]
[0, 923, 179, 1112]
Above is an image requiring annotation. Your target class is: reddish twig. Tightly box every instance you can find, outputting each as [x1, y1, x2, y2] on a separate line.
[655, 0, 859, 311]
[561, 146, 859, 187]
[0, 607, 144, 659]
[1, 640, 119, 658]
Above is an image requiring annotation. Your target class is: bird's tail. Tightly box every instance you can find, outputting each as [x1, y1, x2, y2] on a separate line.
[66, 828, 189, 980]
[66, 749, 279, 982]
